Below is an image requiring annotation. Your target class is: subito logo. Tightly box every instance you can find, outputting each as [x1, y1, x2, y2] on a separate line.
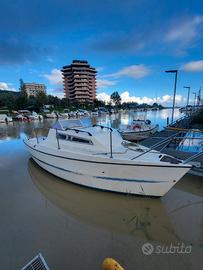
[142, 243, 154, 255]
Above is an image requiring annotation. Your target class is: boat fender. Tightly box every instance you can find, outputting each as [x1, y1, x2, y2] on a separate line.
[132, 124, 141, 130]
[102, 258, 125, 270]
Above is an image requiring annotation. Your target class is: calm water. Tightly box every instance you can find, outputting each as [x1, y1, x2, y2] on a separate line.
[0, 109, 202, 270]
[97, 108, 181, 130]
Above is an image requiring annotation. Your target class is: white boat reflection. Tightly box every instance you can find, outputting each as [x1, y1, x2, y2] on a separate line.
[28, 159, 180, 243]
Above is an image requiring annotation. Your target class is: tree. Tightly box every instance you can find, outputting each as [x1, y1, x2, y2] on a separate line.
[110, 91, 121, 106]
[16, 90, 28, 110]
[61, 98, 70, 108]
[35, 91, 48, 111]
[93, 98, 105, 108]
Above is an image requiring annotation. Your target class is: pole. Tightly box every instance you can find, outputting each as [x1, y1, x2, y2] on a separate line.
[110, 130, 113, 158]
[171, 71, 178, 124]
[193, 92, 196, 107]
[56, 129, 60, 150]
[186, 87, 190, 107]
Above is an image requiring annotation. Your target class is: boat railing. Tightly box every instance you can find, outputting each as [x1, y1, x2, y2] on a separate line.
[131, 129, 203, 166]
[131, 131, 181, 160]
[183, 151, 203, 164]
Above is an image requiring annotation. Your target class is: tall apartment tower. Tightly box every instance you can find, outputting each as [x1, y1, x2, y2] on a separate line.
[62, 60, 97, 103]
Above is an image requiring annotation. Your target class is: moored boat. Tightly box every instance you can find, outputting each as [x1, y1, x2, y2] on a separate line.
[24, 118, 191, 197]
[118, 119, 159, 141]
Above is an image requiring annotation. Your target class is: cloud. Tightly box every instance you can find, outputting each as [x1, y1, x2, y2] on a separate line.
[47, 87, 64, 98]
[97, 91, 185, 106]
[164, 16, 203, 53]
[181, 60, 203, 72]
[103, 65, 150, 79]
[89, 31, 145, 53]
[97, 92, 111, 103]
[43, 69, 63, 85]
[97, 79, 118, 88]
[0, 35, 52, 65]
[0, 82, 17, 91]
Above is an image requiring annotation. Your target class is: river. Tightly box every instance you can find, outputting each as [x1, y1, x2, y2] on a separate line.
[0, 108, 202, 270]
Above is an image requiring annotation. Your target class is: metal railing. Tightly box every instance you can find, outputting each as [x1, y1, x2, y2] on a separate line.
[131, 131, 181, 160]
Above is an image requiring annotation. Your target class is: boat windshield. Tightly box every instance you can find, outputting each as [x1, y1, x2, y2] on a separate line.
[52, 117, 92, 130]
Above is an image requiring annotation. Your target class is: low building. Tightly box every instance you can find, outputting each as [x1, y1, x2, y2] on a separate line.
[20, 79, 46, 97]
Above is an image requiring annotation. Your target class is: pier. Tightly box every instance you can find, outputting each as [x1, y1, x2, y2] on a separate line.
[141, 109, 203, 176]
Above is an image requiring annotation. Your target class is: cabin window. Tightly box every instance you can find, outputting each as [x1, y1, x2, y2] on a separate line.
[71, 136, 93, 145]
[58, 133, 66, 140]
[58, 133, 93, 145]
[160, 155, 181, 164]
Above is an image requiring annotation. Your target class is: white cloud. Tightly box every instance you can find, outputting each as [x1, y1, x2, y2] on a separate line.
[103, 64, 150, 79]
[43, 69, 63, 85]
[181, 60, 203, 72]
[97, 91, 185, 106]
[97, 92, 111, 103]
[97, 79, 118, 88]
[0, 82, 17, 91]
[96, 66, 105, 72]
[165, 16, 203, 45]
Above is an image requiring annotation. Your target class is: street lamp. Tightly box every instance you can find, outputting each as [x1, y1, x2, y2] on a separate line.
[183, 86, 190, 107]
[193, 92, 197, 110]
[165, 69, 178, 124]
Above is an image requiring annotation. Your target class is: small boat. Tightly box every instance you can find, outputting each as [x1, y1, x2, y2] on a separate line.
[29, 112, 43, 121]
[77, 109, 90, 117]
[91, 110, 99, 116]
[45, 112, 57, 119]
[118, 119, 159, 141]
[24, 118, 191, 197]
[15, 113, 29, 121]
[179, 105, 192, 113]
[68, 111, 77, 118]
[0, 114, 13, 123]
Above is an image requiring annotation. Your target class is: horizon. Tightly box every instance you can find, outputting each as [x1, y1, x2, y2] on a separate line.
[1, 0, 203, 106]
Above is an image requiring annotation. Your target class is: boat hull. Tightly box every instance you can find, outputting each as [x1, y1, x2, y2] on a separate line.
[120, 126, 158, 141]
[24, 140, 190, 197]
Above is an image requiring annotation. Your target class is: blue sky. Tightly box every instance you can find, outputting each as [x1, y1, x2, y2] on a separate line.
[1, 0, 203, 105]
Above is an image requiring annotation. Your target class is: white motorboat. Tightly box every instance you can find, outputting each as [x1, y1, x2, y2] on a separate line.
[24, 118, 191, 197]
[77, 109, 90, 117]
[68, 111, 77, 118]
[119, 119, 159, 141]
[91, 110, 99, 116]
[45, 112, 57, 119]
[0, 114, 13, 123]
[29, 112, 43, 121]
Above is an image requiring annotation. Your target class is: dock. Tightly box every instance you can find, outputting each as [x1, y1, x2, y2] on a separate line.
[140, 112, 203, 177]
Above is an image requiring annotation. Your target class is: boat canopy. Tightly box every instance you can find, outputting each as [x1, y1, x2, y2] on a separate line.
[52, 117, 92, 130]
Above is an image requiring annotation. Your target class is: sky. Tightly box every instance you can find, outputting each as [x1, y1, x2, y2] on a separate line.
[1, 0, 203, 106]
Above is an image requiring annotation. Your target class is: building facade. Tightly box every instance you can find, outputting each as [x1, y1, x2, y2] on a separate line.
[62, 60, 97, 103]
[20, 79, 46, 97]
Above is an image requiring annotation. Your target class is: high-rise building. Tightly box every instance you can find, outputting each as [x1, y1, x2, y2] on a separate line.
[20, 79, 46, 97]
[62, 60, 97, 103]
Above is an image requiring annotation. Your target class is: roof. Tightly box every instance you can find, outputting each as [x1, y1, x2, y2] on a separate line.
[52, 117, 92, 130]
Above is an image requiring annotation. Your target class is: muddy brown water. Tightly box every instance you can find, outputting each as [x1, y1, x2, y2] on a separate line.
[0, 118, 203, 270]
